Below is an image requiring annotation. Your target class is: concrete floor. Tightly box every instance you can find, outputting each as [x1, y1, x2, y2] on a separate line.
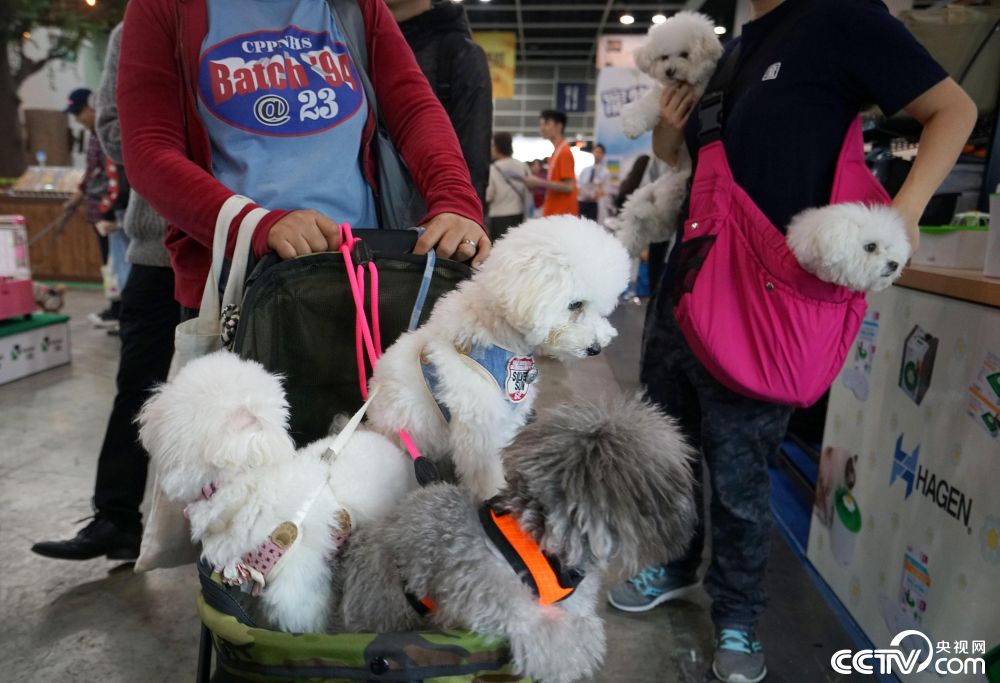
[0, 290, 861, 682]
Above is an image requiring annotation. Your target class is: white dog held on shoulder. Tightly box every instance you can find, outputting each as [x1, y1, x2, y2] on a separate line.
[366, 216, 631, 500]
[609, 12, 723, 258]
[620, 11, 723, 140]
[786, 203, 910, 292]
[138, 351, 415, 633]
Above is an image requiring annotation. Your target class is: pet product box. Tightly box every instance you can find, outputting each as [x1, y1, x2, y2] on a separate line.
[0, 216, 35, 320]
[911, 216, 989, 270]
[899, 325, 938, 405]
[0, 215, 30, 279]
[0, 313, 71, 386]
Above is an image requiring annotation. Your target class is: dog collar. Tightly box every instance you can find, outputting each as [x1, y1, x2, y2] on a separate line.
[405, 500, 583, 616]
[420, 344, 538, 423]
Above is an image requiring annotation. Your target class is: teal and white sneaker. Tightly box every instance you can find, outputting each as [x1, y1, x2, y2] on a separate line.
[606, 565, 700, 612]
[712, 627, 767, 683]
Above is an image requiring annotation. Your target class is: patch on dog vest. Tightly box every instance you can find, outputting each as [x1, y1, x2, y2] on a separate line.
[505, 356, 536, 403]
[421, 345, 537, 423]
[762, 62, 781, 81]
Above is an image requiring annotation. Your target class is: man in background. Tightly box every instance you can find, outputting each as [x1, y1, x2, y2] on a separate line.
[387, 0, 492, 211]
[63, 88, 121, 329]
[577, 142, 608, 221]
[32, 24, 179, 563]
[520, 110, 578, 217]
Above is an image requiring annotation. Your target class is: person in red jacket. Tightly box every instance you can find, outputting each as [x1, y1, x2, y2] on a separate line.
[117, 0, 488, 314]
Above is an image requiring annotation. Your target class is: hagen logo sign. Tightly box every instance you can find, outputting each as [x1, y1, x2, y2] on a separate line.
[890, 435, 973, 531]
[831, 631, 986, 676]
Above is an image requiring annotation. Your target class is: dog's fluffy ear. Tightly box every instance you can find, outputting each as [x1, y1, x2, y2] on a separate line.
[499, 394, 697, 574]
[689, 31, 723, 85]
[787, 205, 860, 283]
[632, 41, 656, 75]
[477, 241, 576, 345]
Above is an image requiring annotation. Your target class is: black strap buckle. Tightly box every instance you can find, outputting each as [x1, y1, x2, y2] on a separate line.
[351, 239, 374, 266]
[698, 91, 725, 143]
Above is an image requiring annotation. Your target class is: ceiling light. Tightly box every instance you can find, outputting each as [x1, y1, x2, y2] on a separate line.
[84, 0, 97, 6]
[619, 14, 635, 25]
[714, 25, 727, 35]
[651, 14, 667, 25]
[479, 0, 491, 3]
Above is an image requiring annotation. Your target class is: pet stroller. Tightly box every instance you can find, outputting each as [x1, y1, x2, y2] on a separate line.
[195, 229, 528, 682]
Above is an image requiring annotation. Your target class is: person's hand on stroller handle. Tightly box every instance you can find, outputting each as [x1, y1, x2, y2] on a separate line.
[267, 210, 342, 260]
[415, 212, 491, 268]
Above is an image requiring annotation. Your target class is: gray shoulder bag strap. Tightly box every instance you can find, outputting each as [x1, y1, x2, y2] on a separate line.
[328, 0, 426, 230]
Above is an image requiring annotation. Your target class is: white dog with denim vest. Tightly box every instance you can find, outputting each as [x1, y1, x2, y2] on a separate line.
[366, 216, 631, 499]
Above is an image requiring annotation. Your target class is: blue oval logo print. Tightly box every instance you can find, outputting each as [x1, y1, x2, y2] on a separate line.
[199, 26, 363, 137]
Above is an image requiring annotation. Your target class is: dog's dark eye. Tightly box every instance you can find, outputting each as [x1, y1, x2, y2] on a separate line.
[864, 242, 877, 253]
[679, 51, 689, 59]
[568, 301, 584, 311]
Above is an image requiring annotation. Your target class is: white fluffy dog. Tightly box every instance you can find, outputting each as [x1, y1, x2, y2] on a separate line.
[620, 11, 723, 140]
[366, 216, 631, 500]
[607, 161, 692, 257]
[138, 351, 415, 633]
[610, 12, 723, 258]
[786, 203, 910, 292]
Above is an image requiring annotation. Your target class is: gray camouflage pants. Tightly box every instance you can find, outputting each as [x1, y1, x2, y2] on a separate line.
[640, 292, 793, 629]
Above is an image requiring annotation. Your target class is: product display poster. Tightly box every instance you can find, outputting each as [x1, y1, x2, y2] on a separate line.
[807, 285, 1000, 682]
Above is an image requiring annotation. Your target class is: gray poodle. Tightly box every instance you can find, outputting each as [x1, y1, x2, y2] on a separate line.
[335, 394, 696, 683]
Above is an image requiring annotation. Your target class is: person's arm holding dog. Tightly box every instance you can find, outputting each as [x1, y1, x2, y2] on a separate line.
[651, 83, 696, 169]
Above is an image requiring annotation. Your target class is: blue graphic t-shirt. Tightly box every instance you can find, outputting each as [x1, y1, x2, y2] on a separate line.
[198, 0, 376, 228]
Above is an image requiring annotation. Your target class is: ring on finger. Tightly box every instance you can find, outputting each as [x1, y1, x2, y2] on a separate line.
[461, 238, 479, 249]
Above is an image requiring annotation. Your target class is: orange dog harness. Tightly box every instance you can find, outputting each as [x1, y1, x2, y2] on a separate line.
[406, 501, 584, 616]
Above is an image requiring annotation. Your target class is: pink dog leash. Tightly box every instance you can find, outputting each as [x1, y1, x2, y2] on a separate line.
[337, 224, 440, 486]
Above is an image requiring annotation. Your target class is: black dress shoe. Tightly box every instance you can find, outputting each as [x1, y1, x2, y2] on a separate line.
[31, 517, 140, 561]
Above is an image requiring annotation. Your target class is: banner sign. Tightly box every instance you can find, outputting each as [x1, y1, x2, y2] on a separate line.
[596, 34, 647, 69]
[808, 285, 1000, 681]
[472, 31, 516, 99]
[556, 82, 587, 113]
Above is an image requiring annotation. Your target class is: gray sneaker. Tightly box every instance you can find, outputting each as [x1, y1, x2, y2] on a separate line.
[712, 627, 767, 683]
[607, 564, 700, 612]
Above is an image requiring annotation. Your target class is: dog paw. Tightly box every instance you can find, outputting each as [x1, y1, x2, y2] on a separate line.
[620, 113, 648, 140]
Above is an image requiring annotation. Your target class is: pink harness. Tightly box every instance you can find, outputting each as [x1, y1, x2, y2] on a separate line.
[672, 117, 890, 407]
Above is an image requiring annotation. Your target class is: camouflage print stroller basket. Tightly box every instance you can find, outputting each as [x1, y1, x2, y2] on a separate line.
[196, 561, 525, 683]
[194, 230, 526, 682]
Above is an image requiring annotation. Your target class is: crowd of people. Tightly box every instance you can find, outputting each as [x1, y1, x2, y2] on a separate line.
[28, 0, 977, 681]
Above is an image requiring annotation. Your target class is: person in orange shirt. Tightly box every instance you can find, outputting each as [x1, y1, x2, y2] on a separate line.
[519, 110, 578, 217]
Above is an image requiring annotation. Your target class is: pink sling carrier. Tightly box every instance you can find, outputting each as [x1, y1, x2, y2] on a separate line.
[672, 117, 890, 407]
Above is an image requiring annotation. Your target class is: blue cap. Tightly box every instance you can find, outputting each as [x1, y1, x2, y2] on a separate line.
[64, 88, 92, 115]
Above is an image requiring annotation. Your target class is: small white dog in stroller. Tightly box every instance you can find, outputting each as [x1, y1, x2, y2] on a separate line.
[365, 215, 631, 499]
[138, 351, 415, 633]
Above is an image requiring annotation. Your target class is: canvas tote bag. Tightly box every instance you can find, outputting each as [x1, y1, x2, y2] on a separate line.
[135, 195, 264, 571]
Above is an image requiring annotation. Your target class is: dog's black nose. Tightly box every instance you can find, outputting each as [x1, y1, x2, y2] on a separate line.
[586, 343, 602, 356]
[886, 261, 899, 273]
